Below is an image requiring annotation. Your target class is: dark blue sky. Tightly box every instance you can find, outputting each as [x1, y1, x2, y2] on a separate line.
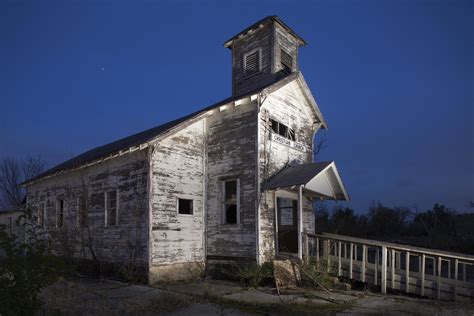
[1, 0, 472, 213]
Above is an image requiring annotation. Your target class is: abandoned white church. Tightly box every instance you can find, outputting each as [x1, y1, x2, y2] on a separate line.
[23, 16, 349, 283]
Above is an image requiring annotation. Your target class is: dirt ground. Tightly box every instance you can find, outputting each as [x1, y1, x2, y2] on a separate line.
[38, 277, 474, 315]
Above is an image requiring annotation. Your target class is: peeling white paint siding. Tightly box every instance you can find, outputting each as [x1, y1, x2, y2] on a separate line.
[206, 100, 258, 259]
[25, 151, 149, 265]
[150, 120, 205, 266]
[258, 81, 320, 262]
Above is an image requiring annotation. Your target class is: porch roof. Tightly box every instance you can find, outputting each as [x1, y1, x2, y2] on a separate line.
[262, 161, 350, 201]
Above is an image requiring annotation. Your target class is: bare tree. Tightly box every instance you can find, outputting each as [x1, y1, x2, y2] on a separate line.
[0, 158, 23, 210]
[0, 155, 47, 210]
[313, 136, 328, 161]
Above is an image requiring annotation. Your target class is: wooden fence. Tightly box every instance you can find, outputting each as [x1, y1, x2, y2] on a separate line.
[304, 232, 474, 302]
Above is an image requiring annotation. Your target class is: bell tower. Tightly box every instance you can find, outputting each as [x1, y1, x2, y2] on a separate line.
[224, 16, 307, 96]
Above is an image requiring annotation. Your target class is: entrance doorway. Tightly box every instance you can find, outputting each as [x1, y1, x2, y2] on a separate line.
[277, 197, 298, 254]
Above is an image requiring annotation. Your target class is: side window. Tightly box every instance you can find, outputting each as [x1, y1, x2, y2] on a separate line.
[243, 49, 261, 77]
[105, 190, 118, 227]
[271, 119, 296, 141]
[78, 195, 87, 227]
[56, 199, 64, 228]
[38, 203, 45, 227]
[222, 179, 240, 225]
[178, 198, 193, 215]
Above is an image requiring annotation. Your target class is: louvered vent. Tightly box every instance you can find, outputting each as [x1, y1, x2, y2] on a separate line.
[281, 49, 292, 74]
[245, 50, 260, 76]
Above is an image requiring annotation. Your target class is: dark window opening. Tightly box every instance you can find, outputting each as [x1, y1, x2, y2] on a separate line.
[78, 196, 87, 227]
[224, 179, 238, 224]
[57, 200, 64, 227]
[245, 50, 260, 77]
[281, 49, 293, 75]
[178, 198, 193, 215]
[271, 119, 296, 141]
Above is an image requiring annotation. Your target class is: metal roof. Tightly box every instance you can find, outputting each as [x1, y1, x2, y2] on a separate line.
[21, 72, 303, 186]
[262, 161, 349, 201]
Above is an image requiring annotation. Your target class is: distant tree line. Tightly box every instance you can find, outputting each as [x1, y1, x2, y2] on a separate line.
[315, 202, 474, 255]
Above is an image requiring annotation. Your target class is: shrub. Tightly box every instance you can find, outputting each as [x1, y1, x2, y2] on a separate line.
[0, 209, 65, 315]
[235, 262, 274, 288]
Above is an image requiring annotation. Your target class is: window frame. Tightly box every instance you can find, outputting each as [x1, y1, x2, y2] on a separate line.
[56, 199, 65, 228]
[77, 195, 88, 228]
[271, 119, 296, 141]
[221, 178, 241, 225]
[177, 198, 194, 216]
[243, 48, 262, 78]
[105, 189, 119, 227]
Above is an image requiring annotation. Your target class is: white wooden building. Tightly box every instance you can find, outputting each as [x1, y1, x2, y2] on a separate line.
[22, 16, 349, 283]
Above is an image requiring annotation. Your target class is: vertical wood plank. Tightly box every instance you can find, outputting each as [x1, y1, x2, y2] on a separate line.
[297, 185, 303, 260]
[349, 243, 353, 279]
[381, 246, 387, 295]
[375, 248, 379, 286]
[437, 256, 442, 299]
[454, 259, 458, 301]
[421, 254, 426, 297]
[338, 241, 342, 276]
[405, 251, 410, 293]
[391, 249, 395, 289]
[362, 245, 367, 283]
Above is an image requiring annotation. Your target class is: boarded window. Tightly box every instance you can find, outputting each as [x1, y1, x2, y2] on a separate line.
[281, 49, 292, 74]
[244, 50, 260, 77]
[57, 200, 64, 227]
[38, 203, 45, 227]
[271, 119, 296, 141]
[78, 195, 87, 227]
[106, 191, 118, 226]
[178, 198, 193, 215]
[223, 179, 239, 224]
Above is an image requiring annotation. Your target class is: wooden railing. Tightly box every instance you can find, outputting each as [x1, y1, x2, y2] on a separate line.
[304, 232, 474, 302]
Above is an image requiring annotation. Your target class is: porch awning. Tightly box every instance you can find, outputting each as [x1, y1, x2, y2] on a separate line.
[262, 161, 350, 201]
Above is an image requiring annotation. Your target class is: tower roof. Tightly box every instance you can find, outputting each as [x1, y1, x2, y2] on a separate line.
[223, 16, 307, 49]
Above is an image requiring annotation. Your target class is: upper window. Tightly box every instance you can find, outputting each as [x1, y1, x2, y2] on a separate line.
[105, 190, 118, 227]
[271, 119, 296, 141]
[78, 195, 87, 227]
[38, 203, 45, 228]
[56, 199, 64, 227]
[244, 49, 261, 77]
[178, 198, 193, 215]
[281, 49, 293, 75]
[222, 179, 240, 225]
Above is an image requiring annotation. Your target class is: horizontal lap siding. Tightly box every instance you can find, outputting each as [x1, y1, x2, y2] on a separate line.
[26, 152, 149, 265]
[206, 101, 258, 259]
[258, 82, 318, 262]
[150, 120, 205, 266]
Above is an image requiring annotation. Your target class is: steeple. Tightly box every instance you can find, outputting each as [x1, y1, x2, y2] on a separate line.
[224, 16, 306, 96]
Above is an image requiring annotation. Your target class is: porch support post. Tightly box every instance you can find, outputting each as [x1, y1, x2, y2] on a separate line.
[381, 246, 387, 295]
[274, 193, 279, 257]
[298, 185, 303, 260]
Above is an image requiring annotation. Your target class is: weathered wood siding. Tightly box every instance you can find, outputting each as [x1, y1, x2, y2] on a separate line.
[206, 99, 258, 260]
[231, 22, 274, 96]
[273, 23, 299, 75]
[258, 80, 319, 262]
[26, 151, 149, 265]
[149, 120, 206, 271]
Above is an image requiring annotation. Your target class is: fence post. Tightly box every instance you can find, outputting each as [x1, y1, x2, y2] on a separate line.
[405, 251, 410, 293]
[421, 254, 426, 297]
[362, 245, 367, 283]
[338, 241, 342, 276]
[381, 246, 387, 295]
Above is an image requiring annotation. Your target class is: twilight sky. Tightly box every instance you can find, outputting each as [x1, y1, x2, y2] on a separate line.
[1, 0, 473, 213]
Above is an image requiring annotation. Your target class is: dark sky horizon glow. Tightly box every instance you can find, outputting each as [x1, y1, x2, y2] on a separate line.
[1, 0, 473, 213]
